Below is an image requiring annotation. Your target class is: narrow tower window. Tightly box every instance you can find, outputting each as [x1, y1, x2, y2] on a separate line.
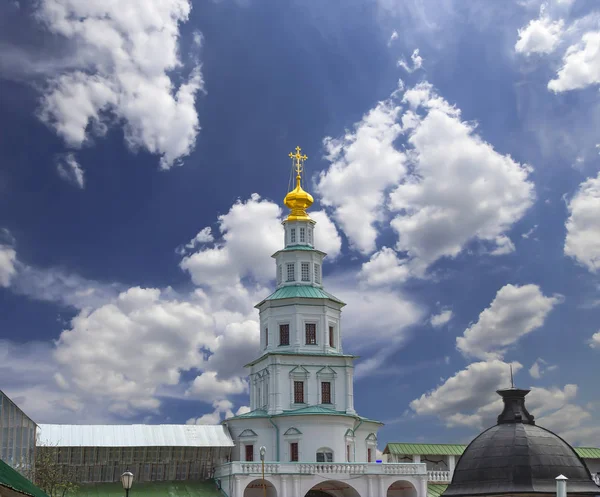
[294, 381, 304, 403]
[305, 323, 316, 345]
[308, 228, 313, 245]
[265, 327, 268, 347]
[286, 263, 295, 282]
[245, 445, 254, 462]
[314, 263, 321, 284]
[300, 227, 305, 242]
[277, 265, 282, 284]
[368, 448, 372, 463]
[290, 442, 299, 462]
[329, 326, 334, 348]
[290, 228, 296, 243]
[279, 324, 290, 346]
[301, 262, 310, 281]
[321, 382, 331, 404]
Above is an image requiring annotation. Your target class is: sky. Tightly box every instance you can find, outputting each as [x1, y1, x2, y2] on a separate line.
[1, 0, 600, 449]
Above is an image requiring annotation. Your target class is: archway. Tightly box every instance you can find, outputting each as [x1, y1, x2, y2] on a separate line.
[305, 480, 361, 497]
[387, 480, 418, 497]
[243, 478, 277, 497]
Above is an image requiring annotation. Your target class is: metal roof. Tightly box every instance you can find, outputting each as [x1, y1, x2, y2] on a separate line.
[37, 424, 234, 448]
[0, 458, 49, 497]
[226, 405, 382, 424]
[256, 285, 345, 307]
[384, 443, 466, 456]
[428, 484, 449, 497]
[69, 481, 222, 496]
[384, 443, 600, 460]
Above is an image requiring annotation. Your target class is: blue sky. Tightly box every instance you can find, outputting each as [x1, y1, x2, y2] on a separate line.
[1, 0, 600, 448]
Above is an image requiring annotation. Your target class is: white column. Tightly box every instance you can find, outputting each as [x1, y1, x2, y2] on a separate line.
[280, 475, 288, 497]
[448, 455, 455, 475]
[413, 454, 421, 463]
[419, 476, 428, 497]
[234, 476, 242, 497]
[367, 475, 375, 497]
[378, 476, 385, 497]
[345, 366, 355, 414]
[292, 476, 300, 496]
[275, 364, 283, 414]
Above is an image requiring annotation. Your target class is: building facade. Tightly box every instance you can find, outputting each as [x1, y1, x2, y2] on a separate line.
[214, 148, 429, 497]
[0, 390, 37, 477]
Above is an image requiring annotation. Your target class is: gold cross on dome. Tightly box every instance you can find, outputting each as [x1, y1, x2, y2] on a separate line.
[288, 146, 307, 176]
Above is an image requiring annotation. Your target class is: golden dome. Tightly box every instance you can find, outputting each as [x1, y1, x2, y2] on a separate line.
[284, 146, 313, 222]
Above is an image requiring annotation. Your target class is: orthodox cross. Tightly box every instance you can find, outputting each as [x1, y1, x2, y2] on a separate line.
[289, 146, 307, 176]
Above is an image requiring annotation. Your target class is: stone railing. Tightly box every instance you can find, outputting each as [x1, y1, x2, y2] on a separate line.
[214, 462, 427, 478]
[428, 470, 452, 482]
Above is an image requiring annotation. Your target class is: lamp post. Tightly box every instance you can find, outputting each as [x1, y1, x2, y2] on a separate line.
[259, 446, 267, 497]
[121, 470, 134, 497]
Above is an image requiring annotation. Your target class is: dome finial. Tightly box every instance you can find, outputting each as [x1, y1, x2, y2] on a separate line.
[284, 146, 314, 221]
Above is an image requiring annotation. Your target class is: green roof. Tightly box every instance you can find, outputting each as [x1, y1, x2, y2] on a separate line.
[227, 405, 382, 424]
[385, 443, 600, 459]
[0, 459, 49, 497]
[67, 481, 222, 496]
[273, 244, 325, 253]
[384, 443, 466, 456]
[257, 285, 345, 306]
[428, 484, 448, 497]
[574, 447, 600, 459]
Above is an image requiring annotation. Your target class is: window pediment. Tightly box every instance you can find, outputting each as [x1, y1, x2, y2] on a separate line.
[283, 427, 302, 436]
[239, 429, 258, 438]
[316, 366, 337, 377]
[366, 433, 377, 442]
[344, 428, 355, 437]
[289, 366, 310, 378]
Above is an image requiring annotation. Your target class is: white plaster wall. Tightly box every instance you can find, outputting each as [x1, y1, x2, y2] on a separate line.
[249, 353, 353, 412]
[274, 250, 325, 289]
[259, 301, 343, 355]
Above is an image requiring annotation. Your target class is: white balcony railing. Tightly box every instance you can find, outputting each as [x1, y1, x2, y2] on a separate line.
[428, 470, 451, 482]
[214, 462, 427, 479]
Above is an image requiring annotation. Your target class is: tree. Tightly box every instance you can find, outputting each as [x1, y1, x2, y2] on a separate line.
[26, 437, 80, 497]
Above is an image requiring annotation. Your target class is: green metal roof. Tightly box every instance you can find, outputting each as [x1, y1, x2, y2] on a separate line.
[384, 443, 466, 456]
[0, 459, 50, 497]
[257, 285, 345, 306]
[428, 484, 449, 497]
[574, 447, 600, 459]
[273, 244, 325, 253]
[226, 406, 382, 425]
[385, 443, 600, 459]
[67, 481, 222, 496]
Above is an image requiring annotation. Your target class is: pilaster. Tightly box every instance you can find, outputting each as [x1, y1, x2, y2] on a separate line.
[280, 475, 289, 497]
[345, 365, 355, 414]
[378, 475, 385, 497]
[419, 475, 428, 497]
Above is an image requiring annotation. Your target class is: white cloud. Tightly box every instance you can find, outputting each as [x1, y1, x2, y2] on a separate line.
[516, 15, 564, 55]
[180, 194, 283, 288]
[187, 400, 235, 425]
[390, 83, 534, 273]
[529, 357, 557, 378]
[317, 85, 406, 255]
[548, 31, 600, 92]
[56, 152, 85, 188]
[35, 0, 203, 169]
[182, 227, 214, 252]
[490, 235, 516, 255]
[522, 225, 538, 239]
[564, 172, 600, 273]
[310, 210, 342, 260]
[186, 372, 247, 403]
[358, 247, 410, 286]
[397, 49, 423, 73]
[388, 31, 399, 46]
[430, 309, 453, 328]
[0, 244, 17, 287]
[456, 284, 560, 360]
[590, 331, 600, 349]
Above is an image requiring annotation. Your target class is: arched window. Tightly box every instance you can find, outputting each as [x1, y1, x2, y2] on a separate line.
[316, 447, 333, 463]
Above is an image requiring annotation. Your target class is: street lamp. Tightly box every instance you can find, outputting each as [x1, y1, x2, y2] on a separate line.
[121, 470, 134, 497]
[259, 446, 267, 497]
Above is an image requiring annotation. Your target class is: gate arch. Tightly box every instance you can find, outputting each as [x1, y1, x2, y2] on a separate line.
[243, 478, 277, 497]
[387, 479, 418, 497]
[304, 479, 361, 497]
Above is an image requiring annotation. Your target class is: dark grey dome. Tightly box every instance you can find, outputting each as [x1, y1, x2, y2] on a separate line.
[443, 388, 600, 497]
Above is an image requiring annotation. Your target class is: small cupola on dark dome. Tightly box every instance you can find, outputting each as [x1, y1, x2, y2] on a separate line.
[442, 386, 600, 497]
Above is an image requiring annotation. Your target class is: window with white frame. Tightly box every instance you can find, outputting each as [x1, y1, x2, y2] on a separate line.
[308, 228, 313, 245]
[314, 263, 321, 284]
[290, 228, 296, 243]
[300, 227, 305, 242]
[286, 263, 295, 282]
[316, 448, 333, 463]
[301, 262, 310, 281]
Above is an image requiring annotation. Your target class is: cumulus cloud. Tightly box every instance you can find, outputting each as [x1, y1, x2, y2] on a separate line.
[187, 400, 235, 425]
[0, 244, 17, 287]
[456, 284, 560, 360]
[529, 357, 557, 378]
[55, 152, 85, 188]
[35, 0, 203, 169]
[564, 172, 600, 273]
[181, 194, 283, 288]
[358, 247, 410, 286]
[549, 31, 600, 92]
[515, 13, 564, 55]
[590, 331, 600, 349]
[316, 88, 406, 255]
[310, 210, 342, 260]
[430, 309, 453, 328]
[388, 31, 399, 46]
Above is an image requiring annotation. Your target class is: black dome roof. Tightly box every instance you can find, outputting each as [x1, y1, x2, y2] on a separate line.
[443, 388, 600, 497]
